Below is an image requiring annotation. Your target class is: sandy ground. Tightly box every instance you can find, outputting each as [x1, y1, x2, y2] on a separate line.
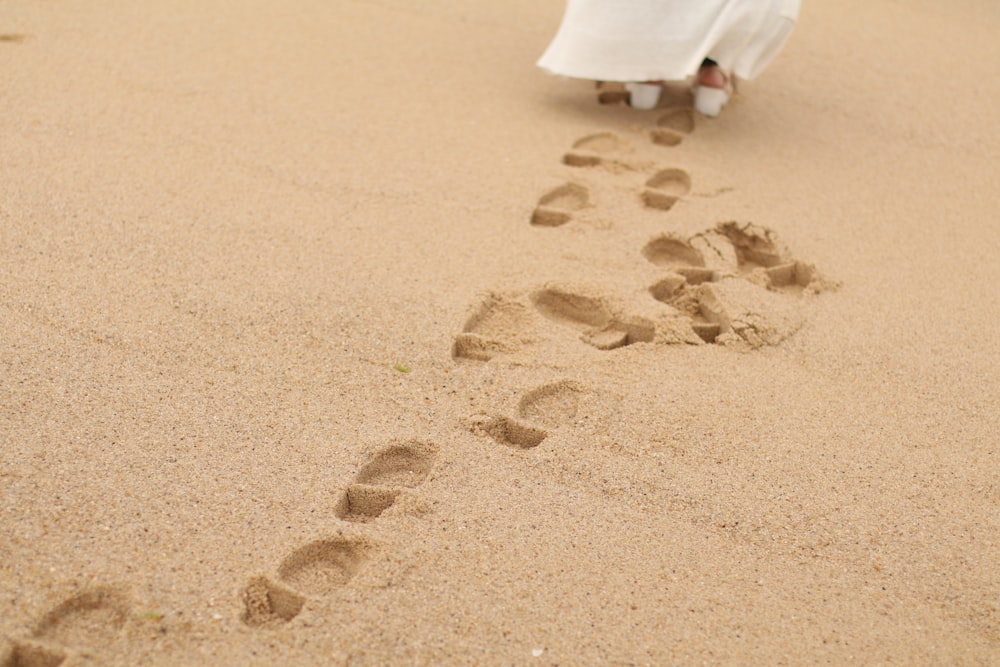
[1, 0, 999, 664]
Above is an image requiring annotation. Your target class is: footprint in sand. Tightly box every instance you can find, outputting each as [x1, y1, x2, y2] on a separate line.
[646, 223, 834, 346]
[2, 587, 131, 666]
[711, 221, 820, 293]
[517, 380, 583, 428]
[469, 380, 584, 450]
[241, 536, 378, 627]
[335, 440, 439, 523]
[452, 293, 533, 362]
[530, 183, 590, 227]
[242, 441, 437, 627]
[471, 415, 548, 450]
[594, 81, 630, 106]
[562, 132, 631, 167]
[532, 285, 655, 351]
[650, 108, 696, 147]
[452, 283, 696, 362]
[642, 168, 692, 211]
[1, 640, 66, 667]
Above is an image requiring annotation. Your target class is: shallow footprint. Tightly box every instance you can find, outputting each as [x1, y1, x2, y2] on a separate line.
[518, 380, 582, 429]
[452, 294, 533, 362]
[1, 641, 67, 667]
[335, 440, 438, 523]
[452, 301, 528, 361]
[277, 537, 376, 597]
[642, 168, 691, 211]
[651, 108, 696, 146]
[31, 588, 129, 655]
[563, 132, 630, 167]
[531, 183, 589, 227]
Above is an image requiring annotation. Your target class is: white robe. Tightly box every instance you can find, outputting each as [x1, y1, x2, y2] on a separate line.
[537, 0, 800, 82]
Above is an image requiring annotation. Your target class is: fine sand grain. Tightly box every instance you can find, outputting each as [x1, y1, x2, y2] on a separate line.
[2, 0, 999, 664]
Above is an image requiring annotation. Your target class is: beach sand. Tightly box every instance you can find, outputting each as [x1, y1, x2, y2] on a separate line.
[1, 0, 998, 664]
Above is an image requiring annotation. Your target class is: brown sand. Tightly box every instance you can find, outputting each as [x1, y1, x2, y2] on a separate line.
[2, 0, 999, 664]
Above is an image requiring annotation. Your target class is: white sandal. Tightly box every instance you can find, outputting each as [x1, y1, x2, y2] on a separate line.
[693, 86, 729, 117]
[625, 82, 663, 110]
[693, 67, 734, 117]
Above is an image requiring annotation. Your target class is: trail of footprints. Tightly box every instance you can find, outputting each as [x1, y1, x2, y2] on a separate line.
[2, 445, 442, 663]
[3, 102, 834, 663]
[466, 107, 833, 357]
[241, 439, 438, 628]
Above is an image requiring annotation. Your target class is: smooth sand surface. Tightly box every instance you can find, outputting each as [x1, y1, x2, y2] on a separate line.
[2, 0, 999, 664]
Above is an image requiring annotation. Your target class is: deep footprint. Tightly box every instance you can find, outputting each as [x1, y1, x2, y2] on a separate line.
[277, 537, 376, 597]
[531, 183, 589, 227]
[713, 222, 823, 293]
[473, 415, 548, 450]
[532, 286, 654, 351]
[336, 440, 438, 522]
[642, 168, 691, 210]
[649, 278, 721, 344]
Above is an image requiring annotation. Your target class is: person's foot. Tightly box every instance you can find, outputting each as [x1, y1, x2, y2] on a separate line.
[625, 82, 663, 110]
[697, 64, 729, 90]
[694, 62, 732, 117]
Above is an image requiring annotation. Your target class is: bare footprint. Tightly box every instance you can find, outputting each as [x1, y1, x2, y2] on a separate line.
[518, 380, 583, 429]
[563, 132, 630, 167]
[335, 440, 438, 523]
[276, 537, 377, 597]
[642, 168, 692, 211]
[531, 183, 589, 227]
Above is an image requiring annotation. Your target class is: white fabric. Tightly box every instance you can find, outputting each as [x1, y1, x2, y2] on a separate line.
[537, 0, 800, 83]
